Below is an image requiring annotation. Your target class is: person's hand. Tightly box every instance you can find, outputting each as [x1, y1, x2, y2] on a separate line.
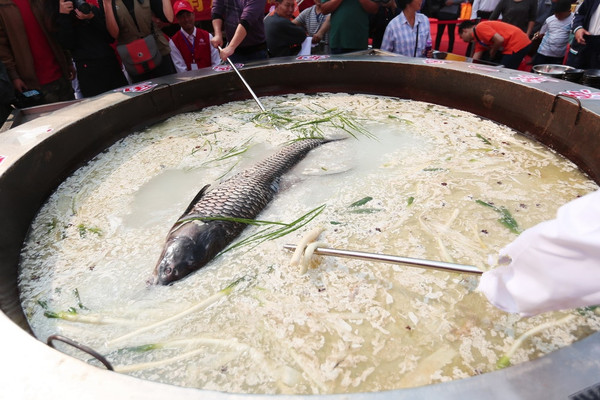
[68, 64, 77, 80]
[575, 28, 589, 45]
[59, 0, 74, 14]
[219, 45, 235, 61]
[312, 34, 322, 44]
[12, 78, 27, 93]
[211, 34, 223, 49]
[74, 8, 94, 19]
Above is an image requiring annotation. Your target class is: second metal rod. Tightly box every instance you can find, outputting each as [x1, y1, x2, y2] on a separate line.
[283, 244, 483, 275]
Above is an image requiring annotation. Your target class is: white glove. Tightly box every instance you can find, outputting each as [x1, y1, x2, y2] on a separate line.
[477, 190, 600, 317]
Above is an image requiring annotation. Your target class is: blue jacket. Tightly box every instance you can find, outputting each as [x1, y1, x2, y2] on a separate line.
[572, 0, 600, 32]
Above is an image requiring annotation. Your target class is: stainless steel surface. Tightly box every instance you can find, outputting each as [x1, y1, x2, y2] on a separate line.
[1, 54, 600, 399]
[532, 64, 574, 77]
[283, 244, 483, 275]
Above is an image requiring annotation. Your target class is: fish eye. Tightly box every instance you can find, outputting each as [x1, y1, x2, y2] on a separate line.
[164, 266, 172, 275]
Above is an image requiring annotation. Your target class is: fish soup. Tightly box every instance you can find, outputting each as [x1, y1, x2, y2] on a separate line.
[19, 93, 600, 394]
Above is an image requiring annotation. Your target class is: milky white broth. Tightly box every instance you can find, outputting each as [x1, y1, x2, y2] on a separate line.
[19, 93, 600, 394]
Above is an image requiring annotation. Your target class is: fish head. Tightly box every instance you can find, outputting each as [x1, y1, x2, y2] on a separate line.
[154, 235, 199, 285]
[153, 222, 227, 285]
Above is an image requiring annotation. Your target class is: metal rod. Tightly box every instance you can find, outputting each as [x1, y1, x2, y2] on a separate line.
[283, 244, 483, 275]
[218, 47, 267, 113]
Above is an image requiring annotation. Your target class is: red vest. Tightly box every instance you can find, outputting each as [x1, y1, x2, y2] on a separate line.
[171, 28, 212, 70]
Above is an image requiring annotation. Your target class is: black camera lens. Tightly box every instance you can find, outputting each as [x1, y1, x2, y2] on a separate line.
[72, 0, 92, 13]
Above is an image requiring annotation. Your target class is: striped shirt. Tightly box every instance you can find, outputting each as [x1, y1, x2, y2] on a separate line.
[381, 12, 431, 57]
[295, 5, 329, 45]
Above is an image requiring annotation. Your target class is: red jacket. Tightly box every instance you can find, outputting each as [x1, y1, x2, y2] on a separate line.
[171, 28, 212, 70]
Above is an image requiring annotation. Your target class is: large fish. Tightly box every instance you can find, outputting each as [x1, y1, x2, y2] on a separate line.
[153, 138, 333, 285]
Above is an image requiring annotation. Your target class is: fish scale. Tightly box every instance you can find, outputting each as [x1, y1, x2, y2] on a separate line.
[153, 138, 332, 285]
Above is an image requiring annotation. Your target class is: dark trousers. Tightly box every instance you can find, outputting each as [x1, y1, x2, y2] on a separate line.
[76, 57, 128, 97]
[40, 76, 75, 104]
[566, 35, 600, 69]
[435, 23, 457, 53]
[532, 53, 565, 66]
[500, 44, 532, 69]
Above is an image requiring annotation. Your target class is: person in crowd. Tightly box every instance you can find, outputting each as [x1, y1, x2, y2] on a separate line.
[52, 0, 128, 97]
[381, 0, 433, 57]
[434, 0, 464, 53]
[0, 60, 15, 124]
[459, 19, 531, 68]
[531, 0, 572, 65]
[489, 0, 537, 37]
[470, 0, 500, 18]
[566, 0, 600, 69]
[533, 0, 554, 33]
[211, 0, 268, 63]
[265, 0, 307, 57]
[102, 0, 175, 83]
[293, 0, 331, 54]
[321, 0, 379, 54]
[369, 0, 400, 49]
[169, 0, 220, 71]
[0, 0, 75, 107]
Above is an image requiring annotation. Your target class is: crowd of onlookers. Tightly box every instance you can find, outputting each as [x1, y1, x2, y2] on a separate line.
[1, 0, 598, 125]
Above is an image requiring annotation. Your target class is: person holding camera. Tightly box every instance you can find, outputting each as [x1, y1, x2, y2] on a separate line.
[51, 0, 128, 97]
[0, 0, 75, 107]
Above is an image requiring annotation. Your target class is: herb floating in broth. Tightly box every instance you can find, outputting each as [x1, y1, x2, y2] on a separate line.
[476, 200, 521, 234]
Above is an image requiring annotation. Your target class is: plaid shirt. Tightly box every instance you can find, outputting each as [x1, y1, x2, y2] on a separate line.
[381, 12, 431, 57]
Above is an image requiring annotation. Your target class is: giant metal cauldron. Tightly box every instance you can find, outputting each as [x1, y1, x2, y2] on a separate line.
[1, 53, 599, 399]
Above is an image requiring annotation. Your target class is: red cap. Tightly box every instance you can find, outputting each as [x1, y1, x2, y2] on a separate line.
[173, 0, 194, 15]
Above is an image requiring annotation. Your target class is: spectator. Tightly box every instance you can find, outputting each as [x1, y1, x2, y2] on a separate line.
[381, 0, 433, 57]
[102, 0, 175, 83]
[0, 60, 15, 124]
[0, 0, 75, 107]
[531, 0, 572, 66]
[52, 0, 128, 97]
[211, 0, 268, 63]
[470, 0, 500, 18]
[458, 19, 532, 68]
[490, 0, 537, 37]
[265, 0, 307, 57]
[369, 0, 401, 49]
[321, 0, 379, 54]
[169, 0, 220, 71]
[533, 0, 555, 33]
[293, 0, 331, 54]
[566, 0, 600, 69]
[434, 0, 464, 53]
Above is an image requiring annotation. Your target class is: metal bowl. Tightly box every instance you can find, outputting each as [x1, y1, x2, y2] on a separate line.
[532, 64, 574, 77]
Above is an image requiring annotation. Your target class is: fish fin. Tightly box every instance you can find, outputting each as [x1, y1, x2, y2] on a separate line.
[181, 184, 211, 217]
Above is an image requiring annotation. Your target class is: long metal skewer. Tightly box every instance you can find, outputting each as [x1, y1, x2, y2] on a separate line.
[283, 244, 483, 275]
[218, 47, 271, 114]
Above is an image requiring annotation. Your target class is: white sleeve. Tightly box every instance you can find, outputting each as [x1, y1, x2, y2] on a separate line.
[477, 190, 600, 316]
[471, 0, 480, 19]
[209, 34, 221, 67]
[169, 39, 188, 73]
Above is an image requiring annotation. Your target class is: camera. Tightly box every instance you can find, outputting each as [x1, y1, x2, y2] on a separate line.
[70, 0, 92, 14]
